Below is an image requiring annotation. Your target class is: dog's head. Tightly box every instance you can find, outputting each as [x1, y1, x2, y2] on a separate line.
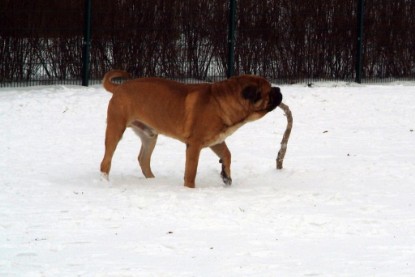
[235, 75, 282, 113]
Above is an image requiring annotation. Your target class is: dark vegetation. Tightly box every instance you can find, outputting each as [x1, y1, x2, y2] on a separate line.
[1, 0, 414, 85]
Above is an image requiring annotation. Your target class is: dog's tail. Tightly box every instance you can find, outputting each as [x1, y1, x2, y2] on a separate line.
[102, 70, 131, 93]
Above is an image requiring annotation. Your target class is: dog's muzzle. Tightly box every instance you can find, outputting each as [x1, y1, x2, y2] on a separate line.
[267, 87, 283, 112]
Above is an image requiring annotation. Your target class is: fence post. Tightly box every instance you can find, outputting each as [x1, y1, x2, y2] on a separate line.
[226, 0, 236, 78]
[355, 0, 365, 83]
[82, 0, 92, 86]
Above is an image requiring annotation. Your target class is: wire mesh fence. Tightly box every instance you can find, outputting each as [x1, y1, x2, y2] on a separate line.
[1, 0, 414, 87]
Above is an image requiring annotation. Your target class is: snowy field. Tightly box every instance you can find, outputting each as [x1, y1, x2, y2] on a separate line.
[1, 81, 414, 276]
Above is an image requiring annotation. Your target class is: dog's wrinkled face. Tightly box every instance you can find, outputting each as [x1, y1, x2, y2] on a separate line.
[241, 78, 282, 113]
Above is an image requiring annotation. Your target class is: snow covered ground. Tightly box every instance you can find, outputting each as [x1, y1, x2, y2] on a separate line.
[1, 81, 414, 276]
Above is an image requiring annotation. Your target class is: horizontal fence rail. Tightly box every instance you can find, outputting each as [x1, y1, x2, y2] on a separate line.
[1, 0, 414, 87]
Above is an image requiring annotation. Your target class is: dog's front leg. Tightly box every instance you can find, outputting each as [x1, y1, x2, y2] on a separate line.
[210, 142, 232, 185]
[184, 144, 202, 188]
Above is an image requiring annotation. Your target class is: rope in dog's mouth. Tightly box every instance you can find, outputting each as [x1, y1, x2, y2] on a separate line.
[276, 102, 293, 169]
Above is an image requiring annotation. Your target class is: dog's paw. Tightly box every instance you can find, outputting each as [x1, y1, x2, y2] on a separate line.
[100, 172, 109, 182]
[221, 172, 232, 186]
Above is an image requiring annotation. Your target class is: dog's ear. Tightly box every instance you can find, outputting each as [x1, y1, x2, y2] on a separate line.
[242, 85, 262, 103]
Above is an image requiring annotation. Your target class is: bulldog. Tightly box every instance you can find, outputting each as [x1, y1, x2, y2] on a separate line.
[100, 70, 283, 188]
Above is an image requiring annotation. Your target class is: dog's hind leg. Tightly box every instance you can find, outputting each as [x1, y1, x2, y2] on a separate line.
[138, 134, 158, 178]
[210, 142, 232, 185]
[100, 115, 126, 177]
[131, 121, 158, 178]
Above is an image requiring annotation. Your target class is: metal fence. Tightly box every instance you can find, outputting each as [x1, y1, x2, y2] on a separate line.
[1, 0, 414, 87]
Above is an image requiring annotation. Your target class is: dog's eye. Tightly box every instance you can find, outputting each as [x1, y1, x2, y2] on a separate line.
[242, 86, 261, 103]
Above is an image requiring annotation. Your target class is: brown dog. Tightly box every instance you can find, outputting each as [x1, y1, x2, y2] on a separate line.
[100, 70, 282, 188]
